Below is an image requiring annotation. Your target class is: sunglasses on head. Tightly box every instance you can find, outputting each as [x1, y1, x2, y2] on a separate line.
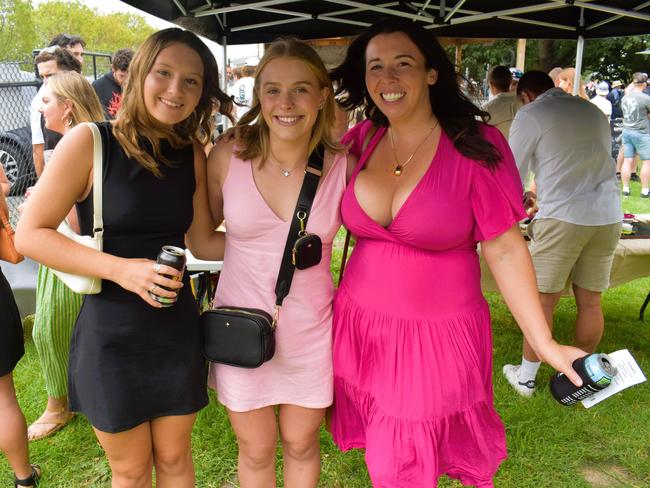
[40, 46, 63, 54]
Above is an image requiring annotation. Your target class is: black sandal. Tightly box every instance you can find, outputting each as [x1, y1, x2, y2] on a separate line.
[14, 464, 40, 487]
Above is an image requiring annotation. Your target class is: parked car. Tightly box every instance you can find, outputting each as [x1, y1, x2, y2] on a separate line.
[0, 62, 38, 197]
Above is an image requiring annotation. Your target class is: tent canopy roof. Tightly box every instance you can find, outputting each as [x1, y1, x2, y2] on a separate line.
[122, 0, 650, 44]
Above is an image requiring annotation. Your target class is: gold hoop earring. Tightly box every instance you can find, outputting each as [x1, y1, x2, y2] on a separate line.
[63, 115, 73, 127]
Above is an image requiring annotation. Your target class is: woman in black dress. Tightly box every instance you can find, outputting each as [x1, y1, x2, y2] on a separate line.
[16, 29, 232, 487]
[0, 184, 40, 487]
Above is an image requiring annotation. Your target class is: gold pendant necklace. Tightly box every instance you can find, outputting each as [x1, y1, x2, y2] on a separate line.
[389, 122, 438, 176]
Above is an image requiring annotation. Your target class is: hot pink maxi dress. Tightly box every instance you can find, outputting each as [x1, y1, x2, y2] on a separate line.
[209, 150, 348, 411]
[331, 121, 527, 487]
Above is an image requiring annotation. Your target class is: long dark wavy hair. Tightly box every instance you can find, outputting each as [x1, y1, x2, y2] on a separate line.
[330, 18, 501, 167]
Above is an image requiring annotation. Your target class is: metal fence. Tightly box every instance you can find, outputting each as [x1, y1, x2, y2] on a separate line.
[0, 60, 38, 226]
[0, 53, 112, 227]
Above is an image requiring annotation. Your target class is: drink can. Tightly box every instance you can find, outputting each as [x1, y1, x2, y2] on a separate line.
[149, 245, 186, 307]
[549, 353, 617, 406]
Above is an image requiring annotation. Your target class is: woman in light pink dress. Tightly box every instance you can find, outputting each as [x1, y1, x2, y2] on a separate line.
[205, 39, 355, 487]
[328, 19, 587, 487]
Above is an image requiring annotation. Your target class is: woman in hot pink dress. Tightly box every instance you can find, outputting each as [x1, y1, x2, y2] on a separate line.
[329, 19, 587, 487]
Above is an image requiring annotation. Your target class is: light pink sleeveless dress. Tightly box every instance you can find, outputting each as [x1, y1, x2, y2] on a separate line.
[208, 149, 348, 411]
[331, 121, 527, 487]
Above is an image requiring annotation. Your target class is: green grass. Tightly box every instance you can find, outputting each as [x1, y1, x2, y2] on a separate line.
[3, 218, 649, 487]
[621, 178, 650, 214]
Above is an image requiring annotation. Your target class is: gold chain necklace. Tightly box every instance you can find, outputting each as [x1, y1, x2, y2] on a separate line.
[388, 122, 438, 176]
[268, 149, 306, 177]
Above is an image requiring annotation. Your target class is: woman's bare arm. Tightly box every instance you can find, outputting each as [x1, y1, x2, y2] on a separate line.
[185, 141, 225, 261]
[482, 224, 586, 386]
[15, 125, 182, 307]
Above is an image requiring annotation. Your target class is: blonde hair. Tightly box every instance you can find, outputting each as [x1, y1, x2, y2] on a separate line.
[559, 68, 587, 99]
[236, 38, 342, 162]
[47, 72, 105, 125]
[114, 28, 234, 177]
[548, 67, 563, 86]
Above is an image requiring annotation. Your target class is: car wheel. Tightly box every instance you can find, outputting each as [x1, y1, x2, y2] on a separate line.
[0, 132, 35, 197]
[0, 140, 20, 185]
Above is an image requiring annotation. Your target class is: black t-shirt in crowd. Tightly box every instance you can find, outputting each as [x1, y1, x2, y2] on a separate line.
[92, 71, 122, 119]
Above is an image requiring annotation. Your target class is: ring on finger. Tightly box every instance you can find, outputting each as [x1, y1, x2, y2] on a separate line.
[153, 263, 161, 273]
[150, 284, 157, 294]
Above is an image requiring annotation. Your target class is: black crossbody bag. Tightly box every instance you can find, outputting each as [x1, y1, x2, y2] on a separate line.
[201, 146, 324, 368]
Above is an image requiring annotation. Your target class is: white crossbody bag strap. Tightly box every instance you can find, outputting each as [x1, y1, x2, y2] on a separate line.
[52, 123, 104, 294]
[84, 122, 104, 240]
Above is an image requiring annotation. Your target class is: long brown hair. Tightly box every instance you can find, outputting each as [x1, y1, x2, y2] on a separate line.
[236, 38, 342, 163]
[114, 28, 234, 176]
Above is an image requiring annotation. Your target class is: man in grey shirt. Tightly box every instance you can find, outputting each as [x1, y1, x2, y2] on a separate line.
[620, 72, 650, 197]
[504, 71, 622, 397]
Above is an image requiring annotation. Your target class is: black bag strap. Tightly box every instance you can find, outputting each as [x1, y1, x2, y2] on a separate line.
[336, 125, 376, 285]
[337, 229, 351, 285]
[274, 145, 324, 316]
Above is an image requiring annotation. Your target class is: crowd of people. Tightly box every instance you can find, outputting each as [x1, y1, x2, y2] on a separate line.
[0, 19, 628, 488]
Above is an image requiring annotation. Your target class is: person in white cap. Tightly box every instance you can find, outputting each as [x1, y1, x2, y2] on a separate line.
[590, 81, 612, 121]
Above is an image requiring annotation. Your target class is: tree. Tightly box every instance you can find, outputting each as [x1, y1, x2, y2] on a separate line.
[32, 0, 155, 54]
[0, 0, 36, 61]
[456, 39, 519, 81]
[581, 36, 650, 83]
[525, 39, 577, 73]
[455, 35, 650, 86]
[523, 37, 650, 83]
[0, 0, 156, 66]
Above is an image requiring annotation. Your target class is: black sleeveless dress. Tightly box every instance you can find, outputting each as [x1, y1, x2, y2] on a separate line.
[69, 122, 207, 433]
[0, 268, 24, 377]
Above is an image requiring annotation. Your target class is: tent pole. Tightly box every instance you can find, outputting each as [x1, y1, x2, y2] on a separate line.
[573, 35, 584, 96]
[516, 38, 526, 70]
[573, 8, 585, 96]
